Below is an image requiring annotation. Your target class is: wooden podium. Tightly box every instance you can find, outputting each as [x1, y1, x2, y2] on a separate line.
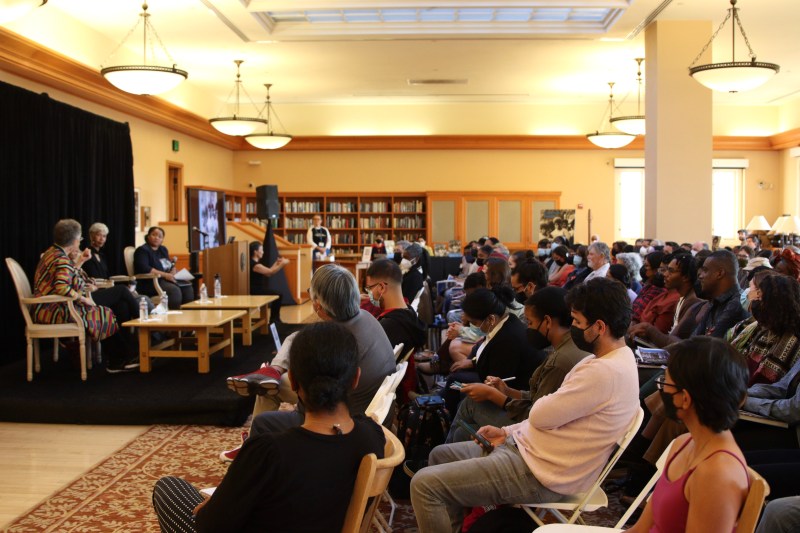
[203, 241, 249, 296]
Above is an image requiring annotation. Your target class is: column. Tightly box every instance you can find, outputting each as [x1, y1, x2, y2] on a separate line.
[644, 20, 713, 242]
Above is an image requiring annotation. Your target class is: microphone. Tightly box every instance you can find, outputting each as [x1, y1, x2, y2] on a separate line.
[192, 226, 209, 237]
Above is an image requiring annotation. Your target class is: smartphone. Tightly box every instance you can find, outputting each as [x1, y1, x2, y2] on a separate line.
[449, 381, 464, 390]
[457, 420, 494, 453]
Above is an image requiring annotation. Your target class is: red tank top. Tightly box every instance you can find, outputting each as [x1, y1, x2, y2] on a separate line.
[649, 437, 748, 533]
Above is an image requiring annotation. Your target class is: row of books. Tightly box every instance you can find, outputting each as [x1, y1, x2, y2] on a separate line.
[285, 201, 322, 213]
[394, 200, 425, 212]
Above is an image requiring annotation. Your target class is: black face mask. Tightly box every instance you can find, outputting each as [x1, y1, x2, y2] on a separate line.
[738, 257, 748, 269]
[515, 291, 527, 304]
[476, 258, 485, 267]
[659, 390, 681, 422]
[555, 259, 566, 267]
[750, 300, 765, 322]
[570, 324, 599, 353]
[639, 266, 648, 281]
[651, 273, 665, 288]
[527, 323, 551, 350]
[376, 239, 383, 244]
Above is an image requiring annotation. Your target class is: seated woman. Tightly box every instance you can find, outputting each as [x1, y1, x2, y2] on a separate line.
[547, 245, 574, 288]
[33, 219, 137, 373]
[439, 286, 542, 416]
[728, 270, 800, 386]
[627, 336, 750, 532]
[153, 321, 386, 533]
[249, 241, 289, 324]
[607, 263, 638, 302]
[562, 244, 589, 289]
[133, 226, 193, 309]
[400, 242, 428, 301]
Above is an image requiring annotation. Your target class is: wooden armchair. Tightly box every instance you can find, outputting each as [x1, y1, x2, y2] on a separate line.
[6, 257, 94, 381]
[117, 246, 163, 306]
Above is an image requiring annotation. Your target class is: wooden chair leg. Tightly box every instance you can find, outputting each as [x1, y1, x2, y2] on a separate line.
[26, 337, 33, 381]
[34, 338, 41, 373]
[79, 338, 87, 381]
[52, 338, 59, 362]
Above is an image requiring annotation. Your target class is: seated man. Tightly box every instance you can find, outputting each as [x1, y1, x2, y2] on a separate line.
[410, 277, 639, 533]
[446, 286, 590, 443]
[365, 259, 426, 355]
[241, 264, 396, 436]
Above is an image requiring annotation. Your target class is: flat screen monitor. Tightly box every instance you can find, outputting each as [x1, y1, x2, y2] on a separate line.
[186, 187, 227, 253]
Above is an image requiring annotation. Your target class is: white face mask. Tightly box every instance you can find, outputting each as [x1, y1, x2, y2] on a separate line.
[639, 246, 648, 256]
[400, 258, 413, 273]
[691, 250, 698, 257]
[573, 256, 583, 267]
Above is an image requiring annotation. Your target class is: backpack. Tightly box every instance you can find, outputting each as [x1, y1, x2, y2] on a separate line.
[396, 394, 451, 462]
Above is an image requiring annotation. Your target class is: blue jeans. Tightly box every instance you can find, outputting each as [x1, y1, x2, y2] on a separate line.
[410, 439, 562, 533]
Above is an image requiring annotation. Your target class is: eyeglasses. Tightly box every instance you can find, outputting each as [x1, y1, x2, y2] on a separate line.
[364, 282, 385, 291]
[654, 377, 681, 392]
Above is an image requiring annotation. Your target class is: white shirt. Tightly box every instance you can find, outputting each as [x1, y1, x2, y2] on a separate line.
[584, 262, 609, 282]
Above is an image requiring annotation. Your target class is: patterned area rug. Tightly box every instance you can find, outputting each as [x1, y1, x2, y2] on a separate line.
[4, 424, 626, 532]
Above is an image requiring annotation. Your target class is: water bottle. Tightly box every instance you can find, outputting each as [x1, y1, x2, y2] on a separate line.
[139, 296, 148, 321]
[160, 293, 168, 313]
[214, 274, 222, 298]
[200, 283, 208, 302]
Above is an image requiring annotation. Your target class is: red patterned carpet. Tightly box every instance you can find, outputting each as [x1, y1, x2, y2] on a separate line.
[5, 424, 624, 532]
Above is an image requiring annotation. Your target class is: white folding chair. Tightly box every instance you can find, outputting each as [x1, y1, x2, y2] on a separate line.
[392, 343, 404, 360]
[519, 407, 645, 526]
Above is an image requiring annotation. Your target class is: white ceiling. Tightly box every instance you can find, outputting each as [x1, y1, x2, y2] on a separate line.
[5, 0, 800, 120]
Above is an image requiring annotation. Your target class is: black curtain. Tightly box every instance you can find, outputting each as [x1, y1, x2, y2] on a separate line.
[0, 80, 135, 365]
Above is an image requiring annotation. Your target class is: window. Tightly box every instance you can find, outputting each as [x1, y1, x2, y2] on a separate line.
[615, 159, 644, 241]
[711, 167, 745, 240]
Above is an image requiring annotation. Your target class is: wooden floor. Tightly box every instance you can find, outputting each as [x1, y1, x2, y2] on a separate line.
[0, 301, 315, 528]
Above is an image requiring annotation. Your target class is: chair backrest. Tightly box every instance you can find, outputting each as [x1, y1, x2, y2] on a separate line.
[341, 426, 405, 533]
[123, 246, 135, 276]
[398, 346, 415, 364]
[365, 361, 408, 425]
[6, 257, 35, 326]
[416, 281, 435, 325]
[735, 467, 770, 533]
[392, 343, 404, 359]
[613, 439, 674, 528]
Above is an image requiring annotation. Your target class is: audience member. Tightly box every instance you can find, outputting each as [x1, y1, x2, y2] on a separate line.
[756, 497, 800, 533]
[547, 245, 574, 287]
[508, 250, 533, 271]
[33, 219, 137, 373]
[153, 322, 385, 533]
[615, 252, 643, 293]
[693, 249, 749, 337]
[249, 241, 289, 324]
[400, 242, 428, 301]
[133, 226, 193, 309]
[562, 245, 589, 289]
[511, 259, 548, 299]
[727, 271, 800, 385]
[631, 251, 666, 322]
[626, 337, 750, 532]
[365, 259, 426, 355]
[584, 241, 610, 282]
[737, 358, 800, 450]
[446, 287, 589, 443]
[607, 263, 638, 302]
[774, 247, 800, 281]
[410, 277, 638, 533]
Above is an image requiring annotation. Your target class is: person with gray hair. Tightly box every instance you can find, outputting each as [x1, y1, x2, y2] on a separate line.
[235, 264, 396, 446]
[33, 219, 138, 373]
[615, 252, 644, 293]
[584, 241, 611, 283]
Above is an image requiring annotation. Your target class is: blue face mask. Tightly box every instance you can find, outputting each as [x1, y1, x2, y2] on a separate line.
[468, 324, 484, 337]
[574, 256, 583, 267]
[368, 289, 381, 307]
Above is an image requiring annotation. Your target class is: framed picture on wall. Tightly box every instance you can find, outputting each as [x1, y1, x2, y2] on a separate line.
[134, 188, 140, 231]
[142, 206, 151, 230]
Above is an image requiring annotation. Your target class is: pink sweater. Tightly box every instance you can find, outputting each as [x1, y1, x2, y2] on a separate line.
[505, 345, 639, 494]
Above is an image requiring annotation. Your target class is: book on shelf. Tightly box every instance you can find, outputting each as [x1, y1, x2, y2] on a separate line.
[393, 200, 425, 213]
[285, 200, 321, 213]
[360, 201, 388, 213]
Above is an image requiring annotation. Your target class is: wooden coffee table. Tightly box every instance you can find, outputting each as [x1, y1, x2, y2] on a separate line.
[181, 295, 278, 346]
[123, 309, 245, 373]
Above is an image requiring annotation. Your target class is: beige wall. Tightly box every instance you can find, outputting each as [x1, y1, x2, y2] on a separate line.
[1, 70, 234, 243]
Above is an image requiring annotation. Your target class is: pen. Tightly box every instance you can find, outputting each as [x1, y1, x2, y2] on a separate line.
[501, 377, 515, 382]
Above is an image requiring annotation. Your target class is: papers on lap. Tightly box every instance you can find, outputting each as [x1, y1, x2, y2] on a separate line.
[738, 410, 790, 428]
[174, 268, 194, 282]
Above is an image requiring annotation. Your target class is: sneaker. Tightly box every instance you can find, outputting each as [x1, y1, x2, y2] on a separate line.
[403, 459, 428, 478]
[106, 356, 140, 374]
[226, 366, 281, 397]
[219, 430, 248, 462]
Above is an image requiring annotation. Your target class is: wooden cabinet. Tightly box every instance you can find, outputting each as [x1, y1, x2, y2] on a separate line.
[427, 192, 560, 249]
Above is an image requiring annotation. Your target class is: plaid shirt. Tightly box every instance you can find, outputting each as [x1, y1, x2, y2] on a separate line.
[631, 282, 667, 323]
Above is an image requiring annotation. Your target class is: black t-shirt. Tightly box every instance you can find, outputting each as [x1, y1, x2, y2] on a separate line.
[379, 306, 426, 354]
[196, 415, 386, 533]
[81, 247, 109, 279]
[249, 258, 265, 295]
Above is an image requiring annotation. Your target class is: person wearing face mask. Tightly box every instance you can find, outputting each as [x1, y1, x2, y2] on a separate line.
[562, 244, 589, 289]
[445, 287, 589, 444]
[400, 242, 428, 301]
[439, 286, 541, 417]
[735, 245, 756, 288]
[547, 245, 574, 287]
[511, 259, 548, 301]
[370, 234, 387, 259]
[625, 336, 750, 533]
[727, 271, 800, 386]
[631, 251, 667, 323]
[410, 278, 638, 533]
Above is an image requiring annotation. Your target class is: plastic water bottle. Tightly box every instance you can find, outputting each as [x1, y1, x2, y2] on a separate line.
[214, 274, 222, 298]
[160, 293, 168, 313]
[200, 283, 208, 303]
[139, 296, 148, 321]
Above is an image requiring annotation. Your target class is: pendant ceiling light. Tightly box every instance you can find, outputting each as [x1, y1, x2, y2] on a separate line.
[0, 0, 46, 24]
[610, 58, 646, 136]
[209, 60, 267, 136]
[244, 84, 293, 150]
[586, 82, 636, 149]
[688, 0, 779, 93]
[100, 3, 187, 96]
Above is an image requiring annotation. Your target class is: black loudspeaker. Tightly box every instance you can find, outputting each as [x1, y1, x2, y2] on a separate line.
[256, 185, 280, 219]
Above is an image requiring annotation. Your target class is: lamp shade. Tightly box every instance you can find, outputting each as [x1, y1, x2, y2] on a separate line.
[586, 131, 635, 149]
[689, 61, 779, 93]
[101, 65, 188, 96]
[769, 215, 789, 235]
[609, 116, 646, 136]
[244, 133, 292, 149]
[209, 117, 266, 136]
[745, 215, 771, 232]
[782, 216, 800, 236]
